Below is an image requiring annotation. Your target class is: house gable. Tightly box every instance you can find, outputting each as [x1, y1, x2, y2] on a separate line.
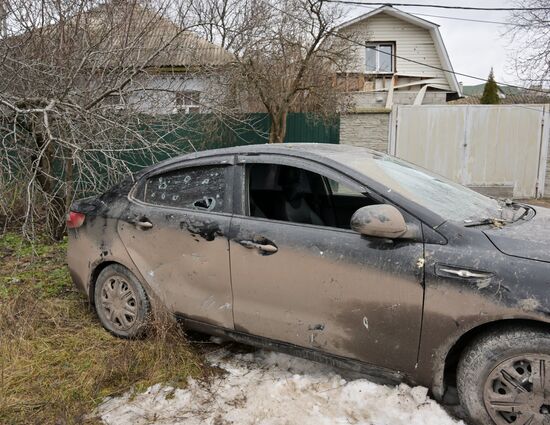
[338, 6, 461, 98]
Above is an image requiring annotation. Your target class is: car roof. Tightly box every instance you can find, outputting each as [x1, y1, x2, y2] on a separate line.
[145, 143, 389, 174]
[187, 142, 382, 158]
[133, 143, 447, 228]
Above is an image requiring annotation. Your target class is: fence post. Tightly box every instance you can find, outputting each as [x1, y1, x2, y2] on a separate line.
[536, 104, 550, 198]
[388, 105, 398, 155]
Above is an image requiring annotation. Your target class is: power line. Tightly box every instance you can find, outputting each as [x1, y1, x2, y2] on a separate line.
[362, 5, 520, 27]
[326, 1, 550, 11]
[410, 12, 543, 26]
[340, 34, 550, 94]
[258, 0, 550, 95]
[347, 4, 520, 25]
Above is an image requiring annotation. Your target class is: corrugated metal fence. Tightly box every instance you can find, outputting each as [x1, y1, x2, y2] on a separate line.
[389, 104, 550, 198]
[0, 112, 339, 199]
[100, 112, 339, 172]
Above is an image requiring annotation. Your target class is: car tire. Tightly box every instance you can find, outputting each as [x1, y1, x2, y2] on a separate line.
[457, 326, 550, 425]
[94, 264, 150, 339]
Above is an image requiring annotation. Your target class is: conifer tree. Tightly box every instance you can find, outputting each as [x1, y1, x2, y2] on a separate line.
[480, 68, 500, 104]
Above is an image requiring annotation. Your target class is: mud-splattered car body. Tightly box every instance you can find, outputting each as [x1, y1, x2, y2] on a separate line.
[68, 143, 550, 402]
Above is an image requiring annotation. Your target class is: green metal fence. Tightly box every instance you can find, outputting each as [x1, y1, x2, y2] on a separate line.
[146, 112, 339, 147]
[1, 112, 340, 196]
[123, 112, 340, 171]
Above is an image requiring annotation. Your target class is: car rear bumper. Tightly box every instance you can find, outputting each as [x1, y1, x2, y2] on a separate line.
[67, 229, 93, 299]
[69, 265, 87, 295]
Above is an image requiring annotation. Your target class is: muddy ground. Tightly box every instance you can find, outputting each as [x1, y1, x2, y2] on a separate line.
[525, 198, 550, 208]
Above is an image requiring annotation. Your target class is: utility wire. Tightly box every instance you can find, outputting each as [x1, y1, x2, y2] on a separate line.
[348, 4, 527, 25]
[400, 12, 509, 25]
[258, 0, 550, 95]
[406, 11, 547, 26]
[339, 34, 550, 94]
[326, 1, 550, 11]
[348, 4, 516, 26]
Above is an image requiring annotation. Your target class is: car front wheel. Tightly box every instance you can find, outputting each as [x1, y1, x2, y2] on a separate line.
[94, 264, 150, 338]
[457, 326, 550, 425]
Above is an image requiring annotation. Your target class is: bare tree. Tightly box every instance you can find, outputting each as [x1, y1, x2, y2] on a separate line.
[189, 0, 247, 49]
[0, 0, 353, 239]
[508, 0, 550, 87]
[193, 0, 355, 144]
[0, 0, 231, 239]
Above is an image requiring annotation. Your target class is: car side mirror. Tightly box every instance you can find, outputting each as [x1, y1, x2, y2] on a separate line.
[350, 205, 408, 239]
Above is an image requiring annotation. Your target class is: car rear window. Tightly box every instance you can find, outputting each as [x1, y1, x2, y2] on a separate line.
[141, 166, 226, 212]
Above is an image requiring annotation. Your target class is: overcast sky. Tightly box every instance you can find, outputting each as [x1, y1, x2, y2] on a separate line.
[342, 0, 519, 87]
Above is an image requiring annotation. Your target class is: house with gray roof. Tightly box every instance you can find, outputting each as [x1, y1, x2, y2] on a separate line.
[2, 3, 233, 115]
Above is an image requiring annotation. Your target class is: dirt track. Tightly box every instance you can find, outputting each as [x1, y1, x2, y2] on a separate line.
[524, 199, 550, 208]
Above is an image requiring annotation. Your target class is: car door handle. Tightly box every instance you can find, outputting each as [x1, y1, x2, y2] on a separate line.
[130, 218, 153, 230]
[440, 269, 489, 279]
[238, 240, 278, 254]
[435, 264, 492, 280]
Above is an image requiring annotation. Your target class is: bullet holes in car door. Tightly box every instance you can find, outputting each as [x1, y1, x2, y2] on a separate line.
[142, 166, 227, 212]
[118, 163, 234, 329]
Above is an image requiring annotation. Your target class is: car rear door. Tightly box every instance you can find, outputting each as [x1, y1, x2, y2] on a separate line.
[117, 156, 234, 329]
[228, 155, 425, 374]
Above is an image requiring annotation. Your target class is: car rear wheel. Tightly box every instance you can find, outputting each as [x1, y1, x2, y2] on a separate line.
[94, 264, 150, 338]
[457, 327, 550, 425]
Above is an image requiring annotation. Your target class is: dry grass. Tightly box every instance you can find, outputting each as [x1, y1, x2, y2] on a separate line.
[0, 233, 203, 425]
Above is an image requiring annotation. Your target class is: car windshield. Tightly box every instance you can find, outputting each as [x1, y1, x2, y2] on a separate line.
[342, 153, 503, 223]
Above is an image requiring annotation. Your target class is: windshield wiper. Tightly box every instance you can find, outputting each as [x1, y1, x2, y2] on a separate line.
[464, 217, 509, 228]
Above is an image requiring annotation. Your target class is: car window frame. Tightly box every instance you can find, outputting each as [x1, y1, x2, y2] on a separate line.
[128, 155, 235, 216]
[233, 154, 395, 235]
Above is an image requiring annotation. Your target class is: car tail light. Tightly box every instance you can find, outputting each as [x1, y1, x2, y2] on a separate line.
[67, 211, 86, 229]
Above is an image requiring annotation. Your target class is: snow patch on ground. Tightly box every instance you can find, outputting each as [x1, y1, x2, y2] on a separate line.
[98, 348, 464, 425]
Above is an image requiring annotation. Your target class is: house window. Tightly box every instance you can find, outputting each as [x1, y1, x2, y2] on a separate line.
[365, 43, 394, 73]
[175, 91, 201, 114]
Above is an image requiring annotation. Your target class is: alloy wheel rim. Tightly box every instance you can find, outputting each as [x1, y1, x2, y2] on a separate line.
[99, 275, 138, 331]
[484, 354, 550, 425]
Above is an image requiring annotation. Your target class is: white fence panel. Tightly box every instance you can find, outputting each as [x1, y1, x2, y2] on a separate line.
[390, 104, 548, 198]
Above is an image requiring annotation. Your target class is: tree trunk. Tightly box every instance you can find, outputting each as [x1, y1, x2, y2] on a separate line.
[32, 126, 67, 240]
[269, 110, 288, 144]
[50, 194, 66, 241]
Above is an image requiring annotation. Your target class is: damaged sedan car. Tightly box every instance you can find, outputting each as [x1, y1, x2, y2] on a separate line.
[68, 144, 550, 425]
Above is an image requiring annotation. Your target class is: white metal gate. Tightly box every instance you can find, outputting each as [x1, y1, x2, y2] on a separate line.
[389, 104, 550, 198]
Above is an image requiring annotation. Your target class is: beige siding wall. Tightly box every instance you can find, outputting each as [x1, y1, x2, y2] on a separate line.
[340, 112, 390, 152]
[341, 12, 450, 89]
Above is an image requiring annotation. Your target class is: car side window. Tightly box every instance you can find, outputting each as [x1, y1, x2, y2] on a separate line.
[142, 166, 226, 212]
[247, 163, 379, 229]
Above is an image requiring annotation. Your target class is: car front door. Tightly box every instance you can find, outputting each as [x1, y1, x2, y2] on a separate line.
[117, 157, 234, 329]
[229, 156, 425, 374]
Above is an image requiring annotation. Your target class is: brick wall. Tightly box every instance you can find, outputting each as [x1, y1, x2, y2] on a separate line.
[340, 112, 390, 152]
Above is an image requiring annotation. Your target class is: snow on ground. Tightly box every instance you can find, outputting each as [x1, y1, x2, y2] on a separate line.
[98, 346, 465, 425]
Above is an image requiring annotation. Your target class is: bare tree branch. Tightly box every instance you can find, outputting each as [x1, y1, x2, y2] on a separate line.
[0, 0, 228, 239]
[194, 0, 355, 143]
[507, 0, 550, 87]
